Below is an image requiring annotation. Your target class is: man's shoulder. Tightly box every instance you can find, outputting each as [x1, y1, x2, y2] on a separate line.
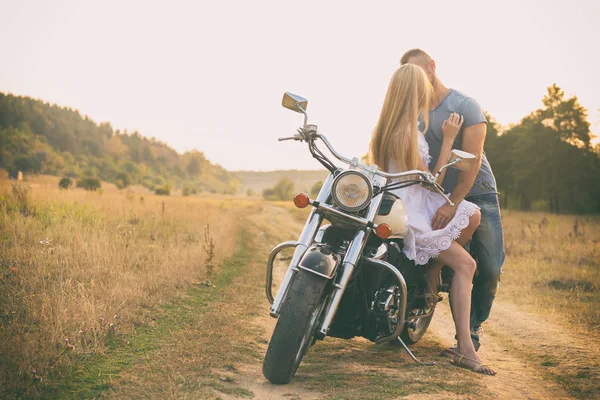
[449, 89, 484, 115]
[449, 89, 487, 126]
[449, 89, 478, 106]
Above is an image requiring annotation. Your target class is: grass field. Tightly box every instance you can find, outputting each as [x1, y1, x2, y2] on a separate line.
[1, 174, 599, 398]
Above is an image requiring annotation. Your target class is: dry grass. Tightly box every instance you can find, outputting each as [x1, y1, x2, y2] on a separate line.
[498, 210, 600, 331]
[2, 173, 599, 398]
[0, 175, 253, 397]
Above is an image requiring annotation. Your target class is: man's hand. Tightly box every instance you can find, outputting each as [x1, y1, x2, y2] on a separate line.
[432, 204, 457, 230]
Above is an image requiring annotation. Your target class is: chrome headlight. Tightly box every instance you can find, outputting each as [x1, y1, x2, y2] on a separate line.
[331, 170, 373, 212]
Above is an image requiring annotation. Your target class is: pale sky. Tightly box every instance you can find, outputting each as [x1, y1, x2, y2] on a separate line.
[1, 0, 598, 171]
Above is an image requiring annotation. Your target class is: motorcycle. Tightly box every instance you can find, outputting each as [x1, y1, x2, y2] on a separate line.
[262, 92, 476, 384]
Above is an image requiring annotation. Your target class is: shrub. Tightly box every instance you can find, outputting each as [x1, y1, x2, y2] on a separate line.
[115, 172, 131, 189]
[77, 177, 102, 191]
[263, 177, 294, 201]
[182, 187, 191, 196]
[155, 186, 170, 196]
[59, 177, 73, 190]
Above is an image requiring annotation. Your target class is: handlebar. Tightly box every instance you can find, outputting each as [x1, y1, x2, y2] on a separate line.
[278, 129, 455, 206]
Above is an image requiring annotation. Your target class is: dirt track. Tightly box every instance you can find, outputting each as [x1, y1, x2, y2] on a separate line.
[222, 205, 595, 400]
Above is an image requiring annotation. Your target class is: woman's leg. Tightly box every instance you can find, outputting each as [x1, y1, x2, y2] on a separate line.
[456, 208, 481, 247]
[425, 209, 481, 297]
[436, 241, 495, 375]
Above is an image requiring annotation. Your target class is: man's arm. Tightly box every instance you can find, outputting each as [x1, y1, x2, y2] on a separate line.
[431, 122, 486, 229]
[449, 122, 486, 205]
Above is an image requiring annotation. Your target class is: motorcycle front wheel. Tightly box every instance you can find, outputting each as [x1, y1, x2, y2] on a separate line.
[262, 271, 327, 384]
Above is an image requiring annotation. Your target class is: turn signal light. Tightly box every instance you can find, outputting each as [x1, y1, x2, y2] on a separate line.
[293, 193, 310, 208]
[375, 223, 392, 239]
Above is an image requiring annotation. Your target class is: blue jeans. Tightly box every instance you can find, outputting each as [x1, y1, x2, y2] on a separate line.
[465, 193, 505, 347]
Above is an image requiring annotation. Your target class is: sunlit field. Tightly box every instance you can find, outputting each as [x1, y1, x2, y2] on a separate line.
[0, 174, 257, 397]
[1, 174, 599, 398]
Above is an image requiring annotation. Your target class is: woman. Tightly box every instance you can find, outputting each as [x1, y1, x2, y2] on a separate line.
[369, 64, 495, 375]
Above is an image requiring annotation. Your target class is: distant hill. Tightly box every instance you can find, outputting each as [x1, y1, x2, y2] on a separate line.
[233, 170, 328, 194]
[0, 92, 240, 194]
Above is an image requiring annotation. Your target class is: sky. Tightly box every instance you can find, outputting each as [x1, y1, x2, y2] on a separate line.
[1, 0, 599, 171]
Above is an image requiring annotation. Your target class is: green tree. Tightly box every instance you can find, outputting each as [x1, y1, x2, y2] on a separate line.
[59, 177, 72, 189]
[115, 172, 131, 189]
[263, 177, 295, 201]
[77, 177, 102, 191]
[186, 155, 202, 176]
[490, 84, 600, 213]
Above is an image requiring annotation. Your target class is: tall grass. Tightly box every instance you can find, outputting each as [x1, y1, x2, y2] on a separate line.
[0, 176, 246, 396]
[499, 210, 600, 330]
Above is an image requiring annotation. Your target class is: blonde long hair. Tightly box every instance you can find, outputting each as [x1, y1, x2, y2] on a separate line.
[369, 64, 433, 172]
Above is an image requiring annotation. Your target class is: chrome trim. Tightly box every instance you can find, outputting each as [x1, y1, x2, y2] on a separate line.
[265, 241, 299, 304]
[311, 201, 374, 227]
[297, 265, 336, 279]
[331, 170, 373, 212]
[363, 257, 408, 345]
[269, 173, 334, 317]
[371, 243, 388, 260]
[314, 224, 331, 243]
[435, 158, 461, 178]
[316, 134, 353, 165]
[407, 308, 435, 320]
[317, 230, 367, 337]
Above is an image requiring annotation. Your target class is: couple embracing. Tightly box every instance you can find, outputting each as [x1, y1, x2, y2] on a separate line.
[369, 49, 505, 375]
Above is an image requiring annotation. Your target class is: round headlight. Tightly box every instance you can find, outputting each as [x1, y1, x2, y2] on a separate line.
[331, 170, 373, 212]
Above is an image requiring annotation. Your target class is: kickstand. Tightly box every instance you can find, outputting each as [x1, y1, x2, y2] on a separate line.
[396, 337, 436, 366]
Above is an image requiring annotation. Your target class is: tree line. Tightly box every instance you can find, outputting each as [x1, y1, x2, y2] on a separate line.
[0, 92, 240, 194]
[484, 84, 600, 214]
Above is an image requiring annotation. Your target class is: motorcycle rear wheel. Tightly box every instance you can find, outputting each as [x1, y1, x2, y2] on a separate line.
[262, 271, 327, 384]
[400, 307, 435, 344]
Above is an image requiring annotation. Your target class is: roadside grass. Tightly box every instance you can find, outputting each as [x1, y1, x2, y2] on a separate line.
[38, 229, 258, 399]
[484, 325, 599, 400]
[497, 211, 600, 332]
[0, 175, 252, 398]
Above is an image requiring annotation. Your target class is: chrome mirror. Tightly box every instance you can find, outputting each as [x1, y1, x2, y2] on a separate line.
[282, 92, 308, 113]
[448, 149, 476, 171]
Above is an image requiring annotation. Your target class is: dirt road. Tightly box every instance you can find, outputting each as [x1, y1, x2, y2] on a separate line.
[219, 205, 596, 400]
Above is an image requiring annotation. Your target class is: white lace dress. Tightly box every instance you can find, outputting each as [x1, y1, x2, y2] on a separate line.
[388, 131, 479, 265]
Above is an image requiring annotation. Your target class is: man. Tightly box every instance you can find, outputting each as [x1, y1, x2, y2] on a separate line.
[400, 48, 505, 352]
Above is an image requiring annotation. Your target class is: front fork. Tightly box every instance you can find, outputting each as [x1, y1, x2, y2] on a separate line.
[268, 174, 333, 317]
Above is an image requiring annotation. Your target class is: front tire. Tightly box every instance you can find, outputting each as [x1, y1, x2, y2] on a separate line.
[262, 271, 327, 384]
